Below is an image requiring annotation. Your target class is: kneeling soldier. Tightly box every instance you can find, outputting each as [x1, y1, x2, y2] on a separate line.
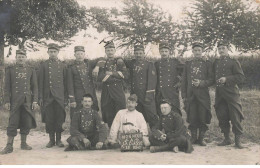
[149, 99, 193, 153]
[1, 50, 38, 154]
[65, 94, 108, 151]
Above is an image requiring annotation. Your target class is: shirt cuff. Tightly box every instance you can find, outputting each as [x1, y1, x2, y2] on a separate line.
[146, 90, 155, 92]
[102, 75, 110, 82]
[117, 71, 124, 79]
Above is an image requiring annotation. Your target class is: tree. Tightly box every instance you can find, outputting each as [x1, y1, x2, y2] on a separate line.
[87, 0, 189, 55]
[184, 0, 260, 52]
[0, 0, 88, 104]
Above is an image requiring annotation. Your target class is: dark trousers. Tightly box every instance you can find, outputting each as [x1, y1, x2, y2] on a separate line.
[67, 133, 99, 150]
[136, 100, 158, 127]
[215, 99, 243, 135]
[7, 105, 33, 137]
[45, 100, 65, 133]
[188, 97, 208, 131]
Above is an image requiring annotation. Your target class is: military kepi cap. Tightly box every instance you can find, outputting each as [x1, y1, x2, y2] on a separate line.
[104, 41, 115, 49]
[16, 49, 26, 55]
[128, 94, 138, 102]
[74, 46, 85, 52]
[217, 40, 229, 47]
[159, 42, 170, 50]
[192, 42, 203, 49]
[160, 99, 172, 106]
[134, 44, 144, 51]
[48, 43, 60, 51]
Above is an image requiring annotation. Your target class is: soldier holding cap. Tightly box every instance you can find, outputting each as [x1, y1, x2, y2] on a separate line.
[124, 44, 159, 127]
[181, 42, 214, 146]
[149, 99, 193, 153]
[97, 41, 129, 128]
[1, 50, 38, 154]
[155, 42, 184, 116]
[67, 46, 99, 119]
[38, 43, 67, 148]
[213, 40, 245, 149]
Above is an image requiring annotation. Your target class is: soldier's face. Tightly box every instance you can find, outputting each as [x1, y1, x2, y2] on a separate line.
[159, 48, 170, 58]
[105, 48, 116, 58]
[134, 50, 145, 59]
[126, 100, 137, 111]
[74, 51, 85, 61]
[192, 47, 203, 57]
[160, 103, 171, 115]
[218, 46, 229, 56]
[82, 97, 93, 109]
[48, 49, 59, 59]
[16, 54, 27, 64]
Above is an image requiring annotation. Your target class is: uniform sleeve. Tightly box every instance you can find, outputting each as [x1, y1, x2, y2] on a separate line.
[70, 112, 85, 139]
[225, 59, 245, 86]
[94, 112, 109, 142]
[67, 66, 76, 103]
[145, 62, 157, 101]
[138, 113, 149, 136]
[31, 68, 38, 102]
[181, 63, 188, 99]
[97, 66, 112, 83]
[167, 113, 185, 139]
[115, 58, 129, 80]
[38, 63, 44, 101]
[199, 61, 214, 88]
[63, 64, 68, 103]
[151, 117, 164, 140]
[4, 67, 11, 103]
[108, 111, 121, 143]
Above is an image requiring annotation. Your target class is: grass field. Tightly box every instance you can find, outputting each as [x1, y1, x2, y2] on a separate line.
[0, 89, 259, 144]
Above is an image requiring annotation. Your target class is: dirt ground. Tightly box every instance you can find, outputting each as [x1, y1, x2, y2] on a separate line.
[0, 130, 259, 165]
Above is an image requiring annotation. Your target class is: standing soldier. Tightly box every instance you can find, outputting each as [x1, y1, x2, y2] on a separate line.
[125, 44, 158, 127]
[39, 43, 67, 148]
[181, 42, 214, 146]
[97, 41, 129, 128]
[213, 40, 245, 149]
[67, 46, 99, 119]
[1, 50, 38, 154]
[155, 42, 183, 116]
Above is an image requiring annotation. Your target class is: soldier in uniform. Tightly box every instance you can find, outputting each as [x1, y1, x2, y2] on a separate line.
[67, 46, 99, 119]
[97, 41, 129, 128]
[155, 42, 183, 116]
[124, 44, 158, 127]
[149, 99, 193, 153]
[64, 94, 108, 151]
[39, 43, 67, 148]
[213, 40, 245, 149]
[181, 42, 214, 146]
[1, 50, 38, 154]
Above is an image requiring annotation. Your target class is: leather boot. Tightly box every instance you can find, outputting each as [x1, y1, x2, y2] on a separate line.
[150, 144, 171, 153]
[1, 136, 14, 155]
[21, 134, 32, 150]
[190, 129, 198, 144]
[235, 134, 244, 149]
[56, 132, 64, 147]
[198, 129, 207, 146]
[218, 132, 232, 146]
[46, 133, 55, 148]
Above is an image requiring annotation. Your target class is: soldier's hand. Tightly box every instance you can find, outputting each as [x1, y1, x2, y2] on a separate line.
[218, 77, 226, 84]
[4, 103, 10, 111]
[92, 66, 99, 77]
[160, 134, 167, 141]
[83, 138, 91, 148]
[96, 142, 104, 149]
[70, 102, 77, 108]
[192, 79, 200, 87]
[39, 99, 43, 107]
[106, 71, 113, 75]
[32, 102, 39, 110]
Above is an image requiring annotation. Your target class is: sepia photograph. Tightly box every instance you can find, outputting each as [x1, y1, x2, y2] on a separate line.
[0, 0, 259, 165]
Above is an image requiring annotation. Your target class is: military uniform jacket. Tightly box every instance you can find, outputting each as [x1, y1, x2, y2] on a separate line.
[151, 111, 189, 141]
[125, 59, 157, 103]
[67, 59, 97, 103]
[39, 59, 67, 122]
[70, 108, 108, 142]
[97, 57, 129, 97]
[213, 56, 245, 119]
[181, 58, 214, 124]
[155, 58, 184, 110]
[4, 64, 38, 128]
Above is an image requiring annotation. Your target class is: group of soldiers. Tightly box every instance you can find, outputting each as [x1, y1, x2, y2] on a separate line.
[1, 39, 245, 155]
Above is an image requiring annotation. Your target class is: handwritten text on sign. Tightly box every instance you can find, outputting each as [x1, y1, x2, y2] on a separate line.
[120, 133, 143, 151]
